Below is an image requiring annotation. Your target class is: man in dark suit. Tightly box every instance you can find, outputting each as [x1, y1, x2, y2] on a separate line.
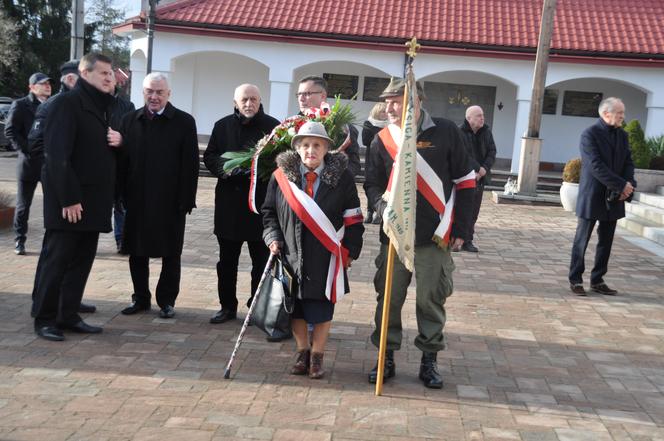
[118, 72, 199, 319]
[31, 53, 122, 341]
[569, 97, 635, 296]
[4, 72, 52, 255]
[204, 84, 279, 326]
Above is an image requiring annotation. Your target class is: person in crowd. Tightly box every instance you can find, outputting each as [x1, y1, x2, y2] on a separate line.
[569, 97, 635, 296]
[364, 77, 475, 389]
[361, 102, 388, 224]
[203, 84, 280, 331]
[4, 72, 51, 255]
[458, 105, 497, 252]
[31, 53, 122, 341]
[108, 71, 135, 253]
[296, 76, 361, 177]
[262, 121, 364, 379]
[118, 72, 199, 319]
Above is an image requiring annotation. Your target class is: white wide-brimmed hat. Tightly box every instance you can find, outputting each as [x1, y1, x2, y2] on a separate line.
[291, 121, 333, 148]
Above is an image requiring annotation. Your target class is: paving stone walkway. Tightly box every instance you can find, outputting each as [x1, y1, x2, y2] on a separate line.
[0, 156, 663, 441]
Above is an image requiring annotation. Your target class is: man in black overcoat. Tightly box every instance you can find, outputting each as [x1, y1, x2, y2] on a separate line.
[204, 84, 279, 325]
[31, 53, 122, 341]
[459, 105, 497, 253]
[4, 72, 51, 255]
[118, 72, 199, 319]
[569, 97, 636, 296]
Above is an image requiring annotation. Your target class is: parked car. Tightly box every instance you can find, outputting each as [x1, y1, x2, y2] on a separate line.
[0, 96, 14, 150]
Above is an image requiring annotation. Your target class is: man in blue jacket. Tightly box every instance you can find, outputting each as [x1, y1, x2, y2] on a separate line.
[569, 97, 635, 296]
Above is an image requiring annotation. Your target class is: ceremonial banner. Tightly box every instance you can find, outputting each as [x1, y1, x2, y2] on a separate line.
[382, 66, 418, 272]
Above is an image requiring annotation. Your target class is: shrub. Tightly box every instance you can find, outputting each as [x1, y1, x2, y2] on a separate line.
[562, 157, 581, 183]
[0, 190, 14, 208]
[624, 120, 651, 169]
[646, 134, 664, 158]
[650, 155, 664, 171]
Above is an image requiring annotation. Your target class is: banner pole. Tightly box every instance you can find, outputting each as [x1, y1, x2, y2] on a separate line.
[375, 75, 412, 397]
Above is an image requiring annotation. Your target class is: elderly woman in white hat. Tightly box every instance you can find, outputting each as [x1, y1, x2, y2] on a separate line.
[262, 121, 364, 379]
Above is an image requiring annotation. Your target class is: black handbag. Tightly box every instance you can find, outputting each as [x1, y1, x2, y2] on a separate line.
[250, 257, 294, 339]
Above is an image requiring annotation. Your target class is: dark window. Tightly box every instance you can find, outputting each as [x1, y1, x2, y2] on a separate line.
[562, 91, 603, 117]
[363, 77, 391, 102]
[323, 73, 358, 100]
[543, 89, 558, 115]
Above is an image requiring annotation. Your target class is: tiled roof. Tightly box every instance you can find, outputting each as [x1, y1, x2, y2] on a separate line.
[153, 0, 664, 57]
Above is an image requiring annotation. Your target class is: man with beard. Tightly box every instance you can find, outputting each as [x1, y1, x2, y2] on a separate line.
[118, 72, 199, 319]
[204, 84, 280, 331]
[31, 53, 121, 341]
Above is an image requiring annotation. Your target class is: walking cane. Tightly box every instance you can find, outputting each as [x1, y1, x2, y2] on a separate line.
[224, 253, 276, 379]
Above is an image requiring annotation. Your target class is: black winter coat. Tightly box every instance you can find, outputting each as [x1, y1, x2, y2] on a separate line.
[262, 151, 364, 301]
[459, 120, 497, 185]
[109, 94, 135, 130]
[41, 79, 115, 232]
[28, 82, 74, 159]
[364, 111, 475, 244]
[204, 106, 279, 240]
[576, 118, 636, 221]
[118, 103, 199, 257]
[4, 93, 43, 181]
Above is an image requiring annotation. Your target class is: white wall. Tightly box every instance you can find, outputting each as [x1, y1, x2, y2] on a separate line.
[540, 78, 648, 163]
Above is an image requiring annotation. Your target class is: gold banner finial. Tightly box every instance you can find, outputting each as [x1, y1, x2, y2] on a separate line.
[405, 37, 421, 58]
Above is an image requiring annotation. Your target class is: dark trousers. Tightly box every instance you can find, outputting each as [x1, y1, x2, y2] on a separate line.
[129, 255, 181, 309]
[216, 236, 269, 312]
[569, 218, 617, 285]
[469, 181, 484, 241]
[14, 178, 40, 244]
[32, 230, 99, 327]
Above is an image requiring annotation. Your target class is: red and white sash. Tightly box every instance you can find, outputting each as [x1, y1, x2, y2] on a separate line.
[274, 168, 361, 303]
[379, 125, 476, 244]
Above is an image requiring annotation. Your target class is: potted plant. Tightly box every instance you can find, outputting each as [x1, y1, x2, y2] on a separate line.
[560, 157, 581, 212]
[0, 190, 15, 229]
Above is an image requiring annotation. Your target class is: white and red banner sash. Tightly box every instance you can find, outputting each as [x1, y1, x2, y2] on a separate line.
[274, 168, 356, 303]
[378, 125, 476, 245]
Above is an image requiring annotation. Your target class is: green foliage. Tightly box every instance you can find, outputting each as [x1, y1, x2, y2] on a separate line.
[624, 120, 651, 169]
[649, 156, 664, 171]
[562, 157, 581, 183]
[86, 0, 130, 68]
[646, 134, 664, 158]
[0, 9, 19, 73]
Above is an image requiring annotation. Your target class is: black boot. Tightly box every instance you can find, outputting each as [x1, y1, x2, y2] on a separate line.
[368, 350, 395, 384]
[419, 352, 443, 389]
[364, 209, 374, 224]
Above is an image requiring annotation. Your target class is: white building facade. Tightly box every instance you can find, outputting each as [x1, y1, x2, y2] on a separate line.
[121, 29, 664, 171]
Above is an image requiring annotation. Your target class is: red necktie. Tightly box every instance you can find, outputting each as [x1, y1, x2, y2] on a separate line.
[305, 171, 317, 198]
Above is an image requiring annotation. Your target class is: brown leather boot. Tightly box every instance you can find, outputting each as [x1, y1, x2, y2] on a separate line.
[290, 349, 310, 375]
[309, 352, 325, 379]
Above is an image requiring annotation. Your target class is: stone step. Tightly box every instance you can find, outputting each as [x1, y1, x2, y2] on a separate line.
[618, 214, 664, 246]
[633, 192, 664, 210]
[625, 200, 664, 225]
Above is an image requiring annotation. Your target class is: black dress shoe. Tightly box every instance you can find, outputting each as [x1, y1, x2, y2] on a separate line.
[121, 301, 151, 315]
[462, 241, 479, 253]
[60, 320, 102, 334]
[591, 283, 618, 295]
[78, 302, 97, 313]
[570, 283, 586, 296]
[159, 305, 175, 319]
[15, 242, 26, 255]
[419, 351, 443, 389]
[368, 350, 396, 384]
[210, 309, 236, 324]
[35, 325, 64, 341]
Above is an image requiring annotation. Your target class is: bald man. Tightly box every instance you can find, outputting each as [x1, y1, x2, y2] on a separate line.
[204, 84, 281, 327]
[459, 105, 496, 252]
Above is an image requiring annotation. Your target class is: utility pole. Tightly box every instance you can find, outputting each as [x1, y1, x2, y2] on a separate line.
[516, 0, 557, 195]
[146, 0, 160, 74]
[70, 0, 85, 59]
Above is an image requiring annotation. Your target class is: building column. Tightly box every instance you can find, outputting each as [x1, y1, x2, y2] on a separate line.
[268, 80, 292, 121]
[510, 98, 531, 173]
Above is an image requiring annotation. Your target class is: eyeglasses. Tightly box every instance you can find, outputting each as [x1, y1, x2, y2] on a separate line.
[296, 91, 323, 98]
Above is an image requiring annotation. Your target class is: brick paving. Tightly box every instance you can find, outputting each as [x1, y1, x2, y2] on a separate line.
[0, 155, 663, 441]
